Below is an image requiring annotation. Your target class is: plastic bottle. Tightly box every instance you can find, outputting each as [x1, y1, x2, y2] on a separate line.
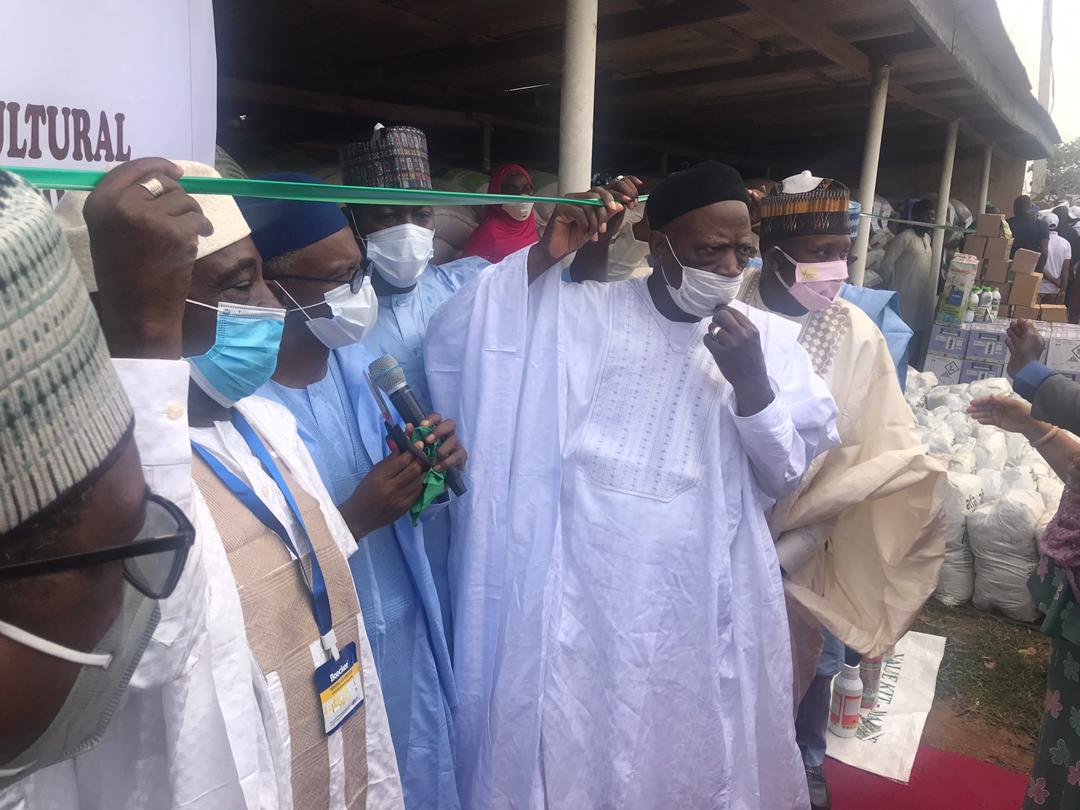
[965, 289, 978, 323]
[828, 663, 864, 738]
[978, 287, 993, 323]
[991, 288, 1002, 318]
[860, 657, 883, 710]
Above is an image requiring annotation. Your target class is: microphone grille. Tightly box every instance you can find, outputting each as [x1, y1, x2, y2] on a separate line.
[368, 354, 406, 393]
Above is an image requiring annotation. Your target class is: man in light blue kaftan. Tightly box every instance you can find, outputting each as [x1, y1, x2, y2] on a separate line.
[239, 180, 468, 810]
[341, 125, 492, 636]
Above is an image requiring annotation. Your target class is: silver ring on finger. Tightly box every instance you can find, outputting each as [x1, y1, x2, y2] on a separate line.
[139, 177, 166, 199]
[708, 322, 724, 338]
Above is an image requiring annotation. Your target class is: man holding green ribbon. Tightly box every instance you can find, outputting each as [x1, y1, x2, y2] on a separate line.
[55, 158, 404, 810]
[237, 178, 467, 810]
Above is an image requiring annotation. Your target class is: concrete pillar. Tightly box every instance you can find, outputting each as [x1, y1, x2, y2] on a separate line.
[557, 0, 598, 193]
[849, 63, 891, 286]
[976, 145, 992, 217]
[930, 120, 961, 285]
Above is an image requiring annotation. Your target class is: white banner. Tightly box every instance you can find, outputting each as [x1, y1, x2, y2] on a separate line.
[825, 631, 947, 783]
[0, 0, 216, 173]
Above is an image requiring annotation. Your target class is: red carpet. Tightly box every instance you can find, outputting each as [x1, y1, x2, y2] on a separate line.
[823, 746, 1028, 809]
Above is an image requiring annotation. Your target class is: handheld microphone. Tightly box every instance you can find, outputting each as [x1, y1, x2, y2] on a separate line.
[369, 354, 467, 496]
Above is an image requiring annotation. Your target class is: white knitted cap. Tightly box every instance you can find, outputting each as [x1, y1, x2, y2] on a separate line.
[55, 160, 252, 292]
[0, 171, 133, 533]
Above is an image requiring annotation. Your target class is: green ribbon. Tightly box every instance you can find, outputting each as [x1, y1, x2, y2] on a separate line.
[3, 166, 642, 208]
[409, 425, 446, 526]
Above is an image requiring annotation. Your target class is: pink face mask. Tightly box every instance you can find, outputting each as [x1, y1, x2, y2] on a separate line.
[773, 248, 848, 312]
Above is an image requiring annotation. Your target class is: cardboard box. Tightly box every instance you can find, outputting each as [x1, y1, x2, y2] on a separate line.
[982, 237, 1010, 261]
[936, 253, 981, 324]
[998, 304, 1012, 318]
[966, 322, 1009, 361]
[1012, 248, 1041, 275]
[1046, 324, 1080, 374]
[1012, 305, 1041, 320]
[1041, 304, 1069, 323]
[960, 358, 1006, 384]
[1009, 273, 1043, 307]
[962, 235, 988, 257]
[928, 323, 970, 358]
[977, 213, 1006, 237]
[982, 259, 1010, 284]
[924, 352, 963, 385]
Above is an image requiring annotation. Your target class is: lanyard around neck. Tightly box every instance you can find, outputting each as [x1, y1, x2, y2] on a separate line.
[192, 411, 339, 658]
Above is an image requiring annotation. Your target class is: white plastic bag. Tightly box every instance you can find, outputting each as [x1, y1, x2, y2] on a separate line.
[977, 469, 1004, 501]
[927, 426, 956, 456]
[968, 378, 1012, 400]
[973, 430, 1008, 471]
[947, 450, 977, 475]
[925, 386, 951, 411]
[945, 412, 973, 441]
[933, 473, 983, 606]
[1038, 475, 1065, 513]
[1006, 432, 1032, 466]
[1003, 467, 1039, 492]
[968, 491, 1044, 621]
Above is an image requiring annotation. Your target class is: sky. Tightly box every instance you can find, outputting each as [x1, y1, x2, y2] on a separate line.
[996, 0, 1080, 142]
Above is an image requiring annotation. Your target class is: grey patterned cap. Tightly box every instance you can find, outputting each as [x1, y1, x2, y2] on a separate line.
[0, 170, 133, 533]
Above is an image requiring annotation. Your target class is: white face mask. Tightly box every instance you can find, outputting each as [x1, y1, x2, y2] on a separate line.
[0, 585, 159, 786]
[660, 233, 744, 318]
[365, 223, 434, 287]
[501, 201, 534, 222]
[275, 277, 379, 350]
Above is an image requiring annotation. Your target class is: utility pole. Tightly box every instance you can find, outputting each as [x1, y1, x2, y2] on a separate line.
[1030, 0, 1053, 198]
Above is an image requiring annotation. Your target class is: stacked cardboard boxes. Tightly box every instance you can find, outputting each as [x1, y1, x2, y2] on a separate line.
[923, 319, 1053, 383]
[965, 214, 1015, 318]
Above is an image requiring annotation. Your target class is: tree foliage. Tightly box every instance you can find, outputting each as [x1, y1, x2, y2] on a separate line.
[1044, 137, 1080, 202]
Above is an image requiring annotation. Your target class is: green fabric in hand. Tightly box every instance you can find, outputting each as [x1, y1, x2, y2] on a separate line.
[410, 425, 446, 526]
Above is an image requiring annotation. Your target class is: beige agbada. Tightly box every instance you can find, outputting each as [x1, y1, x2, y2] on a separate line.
[194, 456, 370, 808]
[741, 270, 946, 687]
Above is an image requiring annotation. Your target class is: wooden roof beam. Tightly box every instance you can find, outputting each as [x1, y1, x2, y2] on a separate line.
[304, 0, 479, 45]
[736, 0, 986, 145]
[365, 0, 748, 85]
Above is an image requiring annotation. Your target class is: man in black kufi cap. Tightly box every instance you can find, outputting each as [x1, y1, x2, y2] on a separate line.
[420, 163, 840, 809]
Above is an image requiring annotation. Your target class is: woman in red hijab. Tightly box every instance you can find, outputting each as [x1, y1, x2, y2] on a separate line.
[462, 164, 538, 263]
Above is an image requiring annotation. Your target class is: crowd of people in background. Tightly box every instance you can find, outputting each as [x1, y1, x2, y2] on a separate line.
[0, 120, 1077, 810]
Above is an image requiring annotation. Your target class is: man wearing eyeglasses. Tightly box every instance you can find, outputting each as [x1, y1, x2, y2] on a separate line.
[237, 180, 466, 810]
[0, 170, 214, 802]
[52, 159, 405, 810]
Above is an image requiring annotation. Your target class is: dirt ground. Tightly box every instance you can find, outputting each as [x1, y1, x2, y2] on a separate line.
[913, 600, 1050, 773]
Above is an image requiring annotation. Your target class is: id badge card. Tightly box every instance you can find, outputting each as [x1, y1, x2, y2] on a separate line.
[314, 642, 364, 735]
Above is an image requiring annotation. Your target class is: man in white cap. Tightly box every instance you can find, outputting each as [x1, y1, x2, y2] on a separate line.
[55, 158, 404, 810]
[0, 168, 242, 807]
[1038, 211, 1071, 304]
[425, 161, 838, 809]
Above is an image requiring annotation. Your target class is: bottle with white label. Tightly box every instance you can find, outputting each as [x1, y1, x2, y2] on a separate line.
[828, 663, 864, 738]
[965, 290, 978, 323]
[979, 287, 994, 322]
[991, 288, 1002, 318]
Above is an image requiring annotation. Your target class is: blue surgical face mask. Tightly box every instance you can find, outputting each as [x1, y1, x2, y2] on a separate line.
[185, 300, 285, 407]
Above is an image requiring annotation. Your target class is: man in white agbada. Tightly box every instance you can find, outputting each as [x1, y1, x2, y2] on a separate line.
[424, 161, 839, 809]
[740, 172, 946, 810]
[16, 159, 404, 810]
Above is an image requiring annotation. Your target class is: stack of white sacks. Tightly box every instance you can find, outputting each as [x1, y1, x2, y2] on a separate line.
[906, 369, 1064, 621]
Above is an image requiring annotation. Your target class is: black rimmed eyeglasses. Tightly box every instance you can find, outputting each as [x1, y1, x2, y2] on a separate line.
[0, 491, 194, 599]
[269, 256, 374, 295]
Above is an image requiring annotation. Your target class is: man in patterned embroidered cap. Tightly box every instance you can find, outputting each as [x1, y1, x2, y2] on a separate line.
[739, 171, 946, 810]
